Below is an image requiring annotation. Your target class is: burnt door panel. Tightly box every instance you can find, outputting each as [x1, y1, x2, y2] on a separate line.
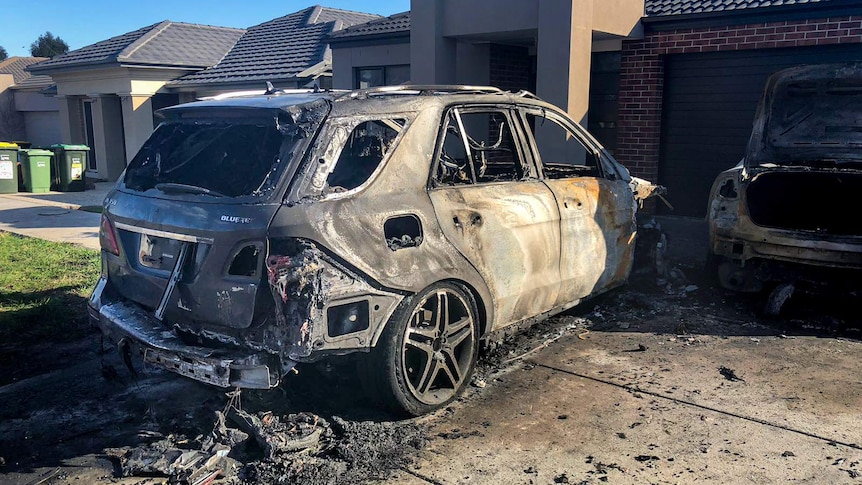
[429, 182, 561, 328]
[523, 109, 636, 306]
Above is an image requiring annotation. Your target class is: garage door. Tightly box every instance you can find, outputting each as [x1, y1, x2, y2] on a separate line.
[23, 111, 61, 147]
[659, 44, 862, 217]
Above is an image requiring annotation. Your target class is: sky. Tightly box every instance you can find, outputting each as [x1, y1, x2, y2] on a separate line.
[1, 0, 410, 57]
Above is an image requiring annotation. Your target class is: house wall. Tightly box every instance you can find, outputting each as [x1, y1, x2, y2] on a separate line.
[14, 90, 61, 146]
[616, 15, 862, 183]
[0, 75, 26, 141]
[331, 41, 411, 89]
[50, 66, 195, 180]
[410, 0, 644, 125]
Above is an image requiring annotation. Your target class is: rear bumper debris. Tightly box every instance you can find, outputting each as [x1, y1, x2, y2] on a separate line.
[89, 278, 286, 389]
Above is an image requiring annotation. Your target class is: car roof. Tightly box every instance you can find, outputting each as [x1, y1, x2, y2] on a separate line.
[159, 85, 559, 117]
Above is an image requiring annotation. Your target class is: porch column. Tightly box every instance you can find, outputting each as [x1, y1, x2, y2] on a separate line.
[536, 0, 594, 125]
[56, 95, 85, 145]
[120, 94, 154, 165]
[410, 0, 456, 84]
[92, 95, 127, 180]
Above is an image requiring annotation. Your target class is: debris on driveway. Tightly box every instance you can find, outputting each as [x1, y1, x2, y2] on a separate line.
[105, 400, 427, 485]
[719, 366, 745, 382]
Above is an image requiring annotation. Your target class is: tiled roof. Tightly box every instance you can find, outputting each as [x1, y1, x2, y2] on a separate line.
[168, 6, 380, 87]
[645, 0, 831, 16]
[0, 57, 54, 90]
[0, 57, 48, 83]
[27, 21, 244, 73]
[328, 11, 411, 40]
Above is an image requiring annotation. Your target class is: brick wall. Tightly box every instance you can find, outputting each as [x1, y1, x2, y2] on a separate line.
[489, 44, 533, 92]
[616, 15, 862, 181]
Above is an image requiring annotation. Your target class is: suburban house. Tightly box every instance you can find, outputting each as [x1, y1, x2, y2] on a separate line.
[0, 57, 58, 146]
[21, 0, 862, 211]
[26, 6, 377, 181]
[329, 0, 862, 216]
[26, 21, 245, 181]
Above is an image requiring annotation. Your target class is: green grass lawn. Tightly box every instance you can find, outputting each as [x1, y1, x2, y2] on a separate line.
[0, 232, 101, 345]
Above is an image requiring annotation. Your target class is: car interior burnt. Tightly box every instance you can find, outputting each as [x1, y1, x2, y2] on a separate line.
[436, 109, 525, 185]
[525, 113, 601, 178]
[746, 170, 862, 235]
[124, 115, 300, 198]
[325, 119, 404, 192]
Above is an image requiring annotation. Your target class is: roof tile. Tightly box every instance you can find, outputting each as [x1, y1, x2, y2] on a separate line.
[27, 22, 244, 73]
[645, 0, 829, 16]
[168, 6, 380, 87]
[328, 11, 411, 40]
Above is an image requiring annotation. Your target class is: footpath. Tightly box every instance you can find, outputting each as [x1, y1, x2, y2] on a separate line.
[0, 182, 112, 250]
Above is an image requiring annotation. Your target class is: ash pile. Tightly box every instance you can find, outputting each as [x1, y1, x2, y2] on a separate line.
[106, 398, 426, 485]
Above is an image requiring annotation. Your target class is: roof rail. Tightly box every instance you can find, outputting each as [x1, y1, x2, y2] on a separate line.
[515, 90, 541, 100]
[201, 88, 348, 101]
[346, 85, 504, 99]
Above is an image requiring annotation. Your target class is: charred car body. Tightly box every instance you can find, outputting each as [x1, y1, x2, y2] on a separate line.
[90, 85, 654, 415]
[707, 64, 862, 302]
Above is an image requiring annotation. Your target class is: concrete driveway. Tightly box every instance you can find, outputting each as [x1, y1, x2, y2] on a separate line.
[0, 182, 111, 250]
[412, 326, 861, 484]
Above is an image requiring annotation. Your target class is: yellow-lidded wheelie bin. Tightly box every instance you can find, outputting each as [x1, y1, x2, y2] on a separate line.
[49, 144, 89, 192]
[0, 142, 20, 194]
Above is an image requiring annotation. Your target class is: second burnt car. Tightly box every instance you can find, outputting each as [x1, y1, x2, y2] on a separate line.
[707, 63, 862, 311]
[90, 85, 656, 415]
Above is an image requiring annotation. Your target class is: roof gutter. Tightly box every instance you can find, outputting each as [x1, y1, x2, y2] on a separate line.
[643, 0, 862, 31]
[27, 61, 213, 75]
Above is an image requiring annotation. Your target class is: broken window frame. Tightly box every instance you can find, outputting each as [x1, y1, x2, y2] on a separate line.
[430, 105, 535, 187]
[294, 115, 412, 200]
[519, 108, 616, 181]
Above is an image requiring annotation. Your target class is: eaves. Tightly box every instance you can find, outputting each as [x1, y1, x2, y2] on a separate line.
[643, 0, 862, 32]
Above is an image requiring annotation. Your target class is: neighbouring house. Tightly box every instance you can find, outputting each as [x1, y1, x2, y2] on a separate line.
[166, 6, 381, 96]
[0, 57, 59, 146]
[25, 6, 381, 182]
[330, 0, 862, 216]
[26, 21, 245, 181]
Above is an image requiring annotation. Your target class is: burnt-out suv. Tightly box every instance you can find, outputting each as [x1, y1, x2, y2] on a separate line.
[707, 64, 862, 308]
[90, 85, 655, 415]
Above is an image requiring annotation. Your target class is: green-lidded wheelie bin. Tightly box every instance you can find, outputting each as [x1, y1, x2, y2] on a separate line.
[20, 148, 53, 193]
[0, 142, 20, 194]
[49, 144, 89, 192]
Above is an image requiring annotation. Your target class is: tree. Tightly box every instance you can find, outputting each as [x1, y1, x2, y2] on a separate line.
[30, 32, 69, 57]
[0, 46, 7, 61]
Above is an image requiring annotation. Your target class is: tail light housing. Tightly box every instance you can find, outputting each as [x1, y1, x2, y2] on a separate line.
[99, 214, 120, 256]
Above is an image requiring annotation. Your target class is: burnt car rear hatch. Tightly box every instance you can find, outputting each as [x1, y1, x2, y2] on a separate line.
[92, 96, 332, 387]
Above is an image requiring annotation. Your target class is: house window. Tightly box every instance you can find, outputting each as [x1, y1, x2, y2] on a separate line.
[355, 65, 410, 89]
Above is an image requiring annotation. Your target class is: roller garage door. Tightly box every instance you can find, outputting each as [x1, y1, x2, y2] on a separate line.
[658, 44, 862, 217]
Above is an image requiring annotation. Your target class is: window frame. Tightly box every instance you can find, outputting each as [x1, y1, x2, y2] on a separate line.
[295, 114, 413, 201]
[354, 65, 411, 89]
[518, 106, 612, 181]
[429, 104, 537, 188]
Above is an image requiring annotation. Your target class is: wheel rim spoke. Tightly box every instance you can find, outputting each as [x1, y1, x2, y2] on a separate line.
[417, 358, 440, 394]
[441, 348, 462, 386]
[447, 321, 472, 349]
[402, 287, 476, 406]
[435, 291, 449, 333]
